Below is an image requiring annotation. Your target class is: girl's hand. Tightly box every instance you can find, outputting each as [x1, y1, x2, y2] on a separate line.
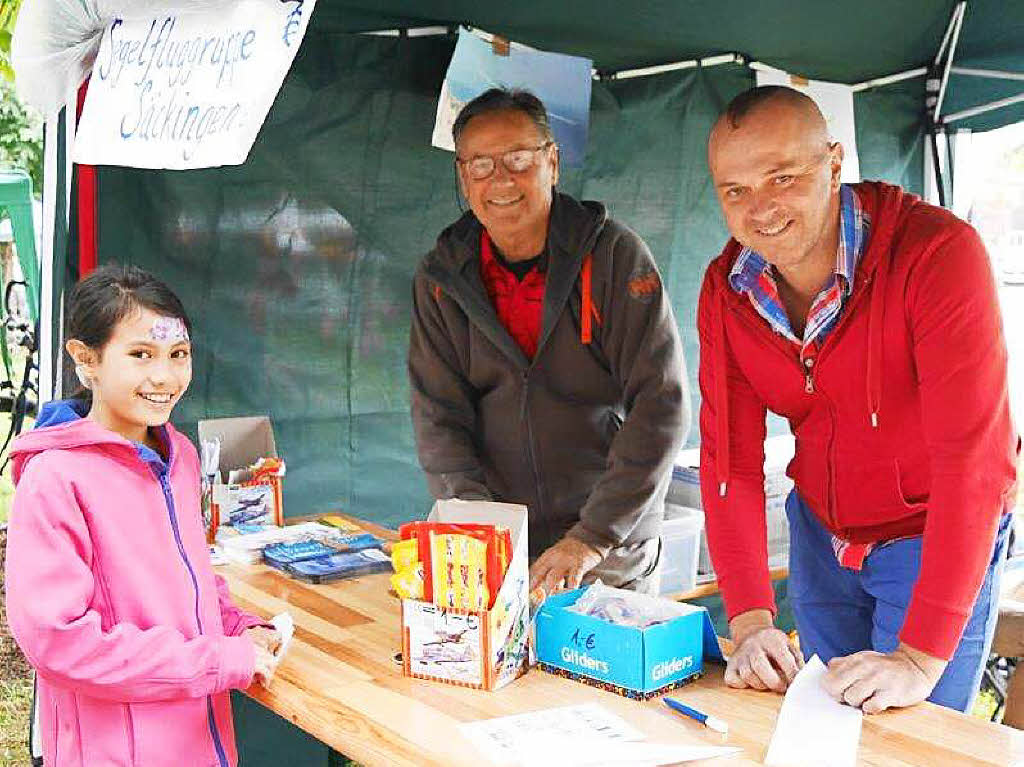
[252, 643, 279, 687]
[245, 626, 282, 655]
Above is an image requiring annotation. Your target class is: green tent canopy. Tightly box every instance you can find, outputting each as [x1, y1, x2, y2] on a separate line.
[0, 170, 39, 323]
[312, 0, 1024, 132]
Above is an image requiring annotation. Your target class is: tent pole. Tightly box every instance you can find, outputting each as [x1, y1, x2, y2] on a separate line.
[933, 3, 963, 66]
[39, 117, 57, 405]
[924, 1, 966, 208]
[929, 125, 946, 208]
[748, 61, 787, 77]
[934, 2, 967, 120]
[362, 26, 449, 37]
[850, 67, 927, 92]
[944, 92, 1024, 123]
[950, 66, 1024, 82]
[611, 54, 744, 81]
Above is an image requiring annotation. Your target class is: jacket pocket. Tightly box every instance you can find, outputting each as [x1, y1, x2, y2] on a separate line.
[125, 703, 136, 765]
[76, 695, 135, 765]
[51, 698, 60, 766]
[130, 696, 214, 766]
[50, 690, 91, 766]
[836, 458, 926, 528]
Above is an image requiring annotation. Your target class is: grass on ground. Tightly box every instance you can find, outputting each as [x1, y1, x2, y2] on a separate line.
[2, 524, 33, 767]
[1, 343, 38, 765]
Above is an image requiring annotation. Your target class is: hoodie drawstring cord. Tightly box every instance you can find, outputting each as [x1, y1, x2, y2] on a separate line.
[865, 195, 895, 428]
[715, 289, 730, 497]
[580, 253, 601, 345]
[866, 265, 886, 429]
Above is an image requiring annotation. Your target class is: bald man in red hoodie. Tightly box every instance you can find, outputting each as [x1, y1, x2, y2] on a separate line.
[698, 85, 1017, 714]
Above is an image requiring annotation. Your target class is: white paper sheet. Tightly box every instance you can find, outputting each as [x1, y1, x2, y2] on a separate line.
[459, 704, 643, 766]
[259, 612, 294, 686]
[764, 655, 862, 767]
[513, 736, 740, 767]
[459, 703, 739, 766]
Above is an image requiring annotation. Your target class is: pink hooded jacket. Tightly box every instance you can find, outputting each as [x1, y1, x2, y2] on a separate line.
[5, 404, 263, 766]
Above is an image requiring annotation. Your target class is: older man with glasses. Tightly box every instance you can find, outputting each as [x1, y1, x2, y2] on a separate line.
[408, 88, 688, 596]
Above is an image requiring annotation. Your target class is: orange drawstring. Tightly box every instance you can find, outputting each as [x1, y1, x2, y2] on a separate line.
[581, 253, 594, 344]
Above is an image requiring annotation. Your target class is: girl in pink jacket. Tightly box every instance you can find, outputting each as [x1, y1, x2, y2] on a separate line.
[5, 265, 278, 767]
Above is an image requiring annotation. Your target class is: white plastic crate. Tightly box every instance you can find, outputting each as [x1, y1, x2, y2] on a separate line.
[659, 505, 705, 595]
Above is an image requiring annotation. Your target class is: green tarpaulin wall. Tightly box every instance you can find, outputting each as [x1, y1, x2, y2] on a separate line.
[93, 28, 924, 529]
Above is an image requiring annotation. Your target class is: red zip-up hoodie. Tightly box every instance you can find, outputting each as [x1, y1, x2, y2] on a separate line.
[698, 181, 1018, 659]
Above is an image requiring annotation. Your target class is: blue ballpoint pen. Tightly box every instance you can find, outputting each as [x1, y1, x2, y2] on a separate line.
[663, 696, 729, 734]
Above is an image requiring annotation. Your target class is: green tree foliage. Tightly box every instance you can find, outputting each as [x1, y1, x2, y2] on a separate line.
[0, 78, 41, 194]
[0, 0, 22, 82]
[0, 0, 41, 195]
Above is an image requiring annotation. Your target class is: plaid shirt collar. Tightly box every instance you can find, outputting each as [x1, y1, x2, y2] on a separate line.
[728, 184, 870, 347]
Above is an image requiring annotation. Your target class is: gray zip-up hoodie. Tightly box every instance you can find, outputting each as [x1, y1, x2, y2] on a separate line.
[408, 192, 689, 558]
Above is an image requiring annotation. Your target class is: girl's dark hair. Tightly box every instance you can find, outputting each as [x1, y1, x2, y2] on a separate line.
[67, 265, 192, 403]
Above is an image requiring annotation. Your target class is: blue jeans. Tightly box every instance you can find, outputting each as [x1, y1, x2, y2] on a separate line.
[786, 489, 1011, 712]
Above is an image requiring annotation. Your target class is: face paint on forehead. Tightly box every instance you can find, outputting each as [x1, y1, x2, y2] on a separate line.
[149, 317, 189, 342]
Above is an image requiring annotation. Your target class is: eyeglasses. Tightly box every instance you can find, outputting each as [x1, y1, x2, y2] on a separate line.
[456, 142, 554, 181]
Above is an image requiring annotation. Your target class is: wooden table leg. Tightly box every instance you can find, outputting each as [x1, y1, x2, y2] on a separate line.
[1003, 664, 1024, 729]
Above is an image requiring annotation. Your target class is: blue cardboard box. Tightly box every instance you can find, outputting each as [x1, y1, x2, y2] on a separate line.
[534, 588, 723, 699]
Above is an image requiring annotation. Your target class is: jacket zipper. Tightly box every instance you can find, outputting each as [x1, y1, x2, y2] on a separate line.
[155, 466, 229, 767]
[438, 226, 602, 546]
[520, 370, 548, 540]
[726, 272, 875, 532]
[517, 230, 602, 541]
[806, 273, 875, 533]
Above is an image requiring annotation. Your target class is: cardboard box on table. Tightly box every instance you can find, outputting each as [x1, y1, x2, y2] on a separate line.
[198, 416, 284, 534]
[401, 500, 529, 691]
[535, 588, 724, 699]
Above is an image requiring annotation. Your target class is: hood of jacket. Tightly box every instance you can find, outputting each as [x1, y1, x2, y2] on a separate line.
[422, 190, 608, 285]
[11, 398, 171, 484]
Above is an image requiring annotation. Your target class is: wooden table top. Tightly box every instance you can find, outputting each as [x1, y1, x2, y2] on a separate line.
[219, 550, 1024, 767]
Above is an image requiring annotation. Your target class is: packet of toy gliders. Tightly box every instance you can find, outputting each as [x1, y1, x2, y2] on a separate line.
[396, 522, 511, 608]
[286, 549, 392, 584]
[263, 540, 340, 570]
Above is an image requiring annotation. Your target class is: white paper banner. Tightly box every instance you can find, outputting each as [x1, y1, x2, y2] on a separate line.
[73, 0, 316, 169]
[756, 69, 861, 183]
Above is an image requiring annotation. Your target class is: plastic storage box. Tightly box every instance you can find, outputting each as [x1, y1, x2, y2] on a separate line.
[659, 505, 704, 595]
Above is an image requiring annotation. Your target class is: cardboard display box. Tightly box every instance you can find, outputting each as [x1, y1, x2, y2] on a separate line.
[198, 416, 284, 534]
[534, 588, 723, 699]
[401, 500, 529, 691]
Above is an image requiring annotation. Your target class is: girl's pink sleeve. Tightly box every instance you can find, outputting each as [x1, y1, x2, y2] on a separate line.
[5, 454, 255, 703]
[215, 575, 272, 636]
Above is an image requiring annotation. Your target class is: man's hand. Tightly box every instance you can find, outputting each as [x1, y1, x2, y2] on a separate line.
[724, 609, 803, 693]
[245, 626, 282, 656]
[529, 537, 603, 595]
[823, 642, 947, 714]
